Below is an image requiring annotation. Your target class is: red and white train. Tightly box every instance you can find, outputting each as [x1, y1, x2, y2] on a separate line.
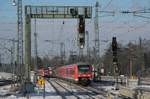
[38, 67, 53, 78]
[54, 63, 93, 86]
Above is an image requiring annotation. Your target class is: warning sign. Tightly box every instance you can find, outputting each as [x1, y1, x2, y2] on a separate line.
[38, 79, 45, 86]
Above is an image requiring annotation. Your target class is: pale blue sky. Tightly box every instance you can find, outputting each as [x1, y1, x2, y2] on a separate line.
[0, 0, 150, 63]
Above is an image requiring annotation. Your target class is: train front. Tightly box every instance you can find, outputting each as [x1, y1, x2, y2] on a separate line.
[77, 64, 93, 86]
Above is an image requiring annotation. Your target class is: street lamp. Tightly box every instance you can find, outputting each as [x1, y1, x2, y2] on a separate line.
[12, 0, 16, 6]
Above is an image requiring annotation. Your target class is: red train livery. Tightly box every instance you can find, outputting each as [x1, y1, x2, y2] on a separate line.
[38, 68, 52, 78]
[55, 63, 93, 86]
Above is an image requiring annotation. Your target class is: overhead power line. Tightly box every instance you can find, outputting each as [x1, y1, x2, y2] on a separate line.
[99, 8, 150, 19]
[133, 14, 150, 19]
[101, 0, 113, 10]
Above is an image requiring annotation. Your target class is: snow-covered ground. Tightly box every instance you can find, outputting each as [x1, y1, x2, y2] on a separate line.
[0, 72, 13, 80]
[0, 72, 62, 99]
[1, 80, 62, 99]
[0, 85, 12, 96]
[1, 72, 149, 99]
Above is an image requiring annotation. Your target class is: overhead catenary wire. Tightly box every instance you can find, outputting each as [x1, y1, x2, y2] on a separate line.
[134, 14, 150, 19]
[101, 0, 113, 10]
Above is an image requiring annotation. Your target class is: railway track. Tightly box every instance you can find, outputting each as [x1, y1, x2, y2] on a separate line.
[53, 78, 106, 99]
[47, 78, 81, 99]
[0, 80, 14, 86]
[54, 78, 129, 99]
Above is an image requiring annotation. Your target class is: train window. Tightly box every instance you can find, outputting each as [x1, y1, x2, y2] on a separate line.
[70, 68, 74, 75]
[78, 65, 90, 73]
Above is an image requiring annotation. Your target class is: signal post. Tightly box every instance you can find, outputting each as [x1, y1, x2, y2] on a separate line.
[112, 37, 119, 90]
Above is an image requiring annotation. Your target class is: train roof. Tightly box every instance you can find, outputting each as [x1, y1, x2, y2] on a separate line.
[64, 62, 90, 66]
[55, 62, 91, 68]
[75, 62, 90, 65]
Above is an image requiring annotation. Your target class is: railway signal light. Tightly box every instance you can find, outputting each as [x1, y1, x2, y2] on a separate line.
[112, 37, 119, 74]
[112, 37, 117, 56]
[78, 15, 85, 33]
[112, 37, 117, 51]
[70, 8, 78, 16]
[78, 15, 85, 49]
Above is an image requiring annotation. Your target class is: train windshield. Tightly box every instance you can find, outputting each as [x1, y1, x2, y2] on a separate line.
[78, 65, 90, 73]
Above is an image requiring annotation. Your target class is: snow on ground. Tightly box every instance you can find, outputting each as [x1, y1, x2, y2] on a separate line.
[1, 80, 62, 99]
[0, 71, 62, 99]
[0, 72, 13, 80]
[0, 85, 12, 96]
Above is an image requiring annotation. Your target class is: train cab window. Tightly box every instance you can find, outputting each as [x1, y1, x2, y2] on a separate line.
[78, 65, 90, 73]
[70, 68, 74, 75]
